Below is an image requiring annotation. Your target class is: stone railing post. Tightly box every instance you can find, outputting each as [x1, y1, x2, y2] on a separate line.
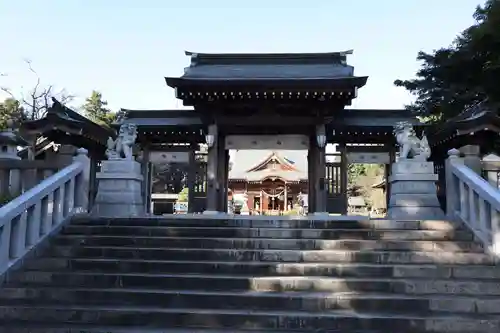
[58, 145, 78, 166]
[459, 145, 481, 175]
[73, 148, 90, 212]
[482, 154, 500, 188]
[445, 148, 463, 218]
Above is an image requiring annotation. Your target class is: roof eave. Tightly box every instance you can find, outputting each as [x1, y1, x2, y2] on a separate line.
[165, 76, 368, 89]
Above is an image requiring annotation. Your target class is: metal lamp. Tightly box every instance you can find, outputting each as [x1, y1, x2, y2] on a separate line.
[316, 125, 326, 148]
[205, 134, 215, 148]
[316, 134, 326, 148]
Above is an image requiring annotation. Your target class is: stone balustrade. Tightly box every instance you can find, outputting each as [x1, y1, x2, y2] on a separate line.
[0, 160, 67, 202]
[0, 148, 90, 276]
[446, 148, 500, 256]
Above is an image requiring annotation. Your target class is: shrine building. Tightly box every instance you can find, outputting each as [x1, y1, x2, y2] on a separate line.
[228, 150, 309, 214]
[22, 50, 425, 215]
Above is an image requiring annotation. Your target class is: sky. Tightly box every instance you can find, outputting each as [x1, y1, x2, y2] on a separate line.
[0, 0, 481, 112]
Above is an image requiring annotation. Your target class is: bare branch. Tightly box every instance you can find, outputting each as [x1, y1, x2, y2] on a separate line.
[24, 59, 37, 76]
[1, 87, 15, 98]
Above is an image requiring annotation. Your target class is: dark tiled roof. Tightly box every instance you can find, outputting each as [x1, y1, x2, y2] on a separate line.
[175, 50, 361, 81]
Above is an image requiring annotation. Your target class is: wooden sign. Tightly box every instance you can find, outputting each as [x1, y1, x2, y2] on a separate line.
[149, 151, 190, 164]
[347, 152, 390, 164]
[225, 135, 309, 150]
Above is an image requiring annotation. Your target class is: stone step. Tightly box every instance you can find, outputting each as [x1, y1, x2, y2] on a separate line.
[52, 235, 484, 252]
[71, 217, 459, 231]
[21, 258, 500, 279]
[0, 305, 497, 332]
[0, 326, 364, 333]
[61, 225, 475, 241]
[0, 287, 498, 315]
[42, 246, 494, 264]
[8, 272, 500, 295]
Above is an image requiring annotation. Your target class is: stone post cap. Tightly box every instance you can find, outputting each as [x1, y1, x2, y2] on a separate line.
[459, 145, 480, 156]
[73, 148, 89, 162]
[76, 148, 88, 156]
[447, 148, 460, 158]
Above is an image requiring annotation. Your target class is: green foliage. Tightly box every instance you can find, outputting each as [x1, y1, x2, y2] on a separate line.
[282, 207, 301, 216]
[0, 192, 16, 207]
[0, 98, 25, 130]
[82, 91, 117, 127]
[348, 164, 366, 183]
[347, 164, 384, 198]
[177, 187, 189, 202]
[394, 0, 500, 122]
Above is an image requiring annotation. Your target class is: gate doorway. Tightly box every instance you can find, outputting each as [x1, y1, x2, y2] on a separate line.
[325, 152, 347, 214]
[346, 146, 391, 217]
[192, 151, 208, 213]
[149, 151, 190, 215]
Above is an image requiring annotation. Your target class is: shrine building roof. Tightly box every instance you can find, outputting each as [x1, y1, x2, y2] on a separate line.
[21, 98, 115, 154]
[179, 50, 357, 80]
[426, 100, 500, 148]
[165, 50, 368, 106]
[229, 150, 307, 183]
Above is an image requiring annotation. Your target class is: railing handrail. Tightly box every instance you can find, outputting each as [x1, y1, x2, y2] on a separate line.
[0, 161, 84, 225]
[0, 159, 67, 169]
[450, 162, 500, 212]
[0, 148, 90, 277]
[446, 149, 500, 255]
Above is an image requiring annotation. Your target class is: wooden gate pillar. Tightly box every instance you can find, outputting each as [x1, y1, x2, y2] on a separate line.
[187, 146, 196, 213]
[205, 124, 222, 214]
[215, 132, 227, 212]
[307, 142, 317, 214]
[339, 143, 348, 214]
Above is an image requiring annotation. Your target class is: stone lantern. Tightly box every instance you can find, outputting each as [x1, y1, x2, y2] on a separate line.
[0, 119, 28, 160]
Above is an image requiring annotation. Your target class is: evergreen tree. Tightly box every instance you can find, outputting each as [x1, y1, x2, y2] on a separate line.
[0, 98, 25, 130]
[394, 0, 500, 123]
[82, 90, 116, 126]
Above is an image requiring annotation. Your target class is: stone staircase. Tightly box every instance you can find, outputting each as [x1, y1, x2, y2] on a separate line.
[1, 217, 500, 332]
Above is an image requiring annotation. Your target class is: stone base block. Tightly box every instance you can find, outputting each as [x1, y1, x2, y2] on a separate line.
[312, 212, 329, 216]
[100, 159, 142, 174]
[392, 160, 434, 175]
[92, 202, 144, 218]
[389, 193, 442, 207]
[203, 210, 224, 215]
[389, 173, 438, 183]
[388, 206, 445, 220]
[391, 181, 437, 195]
[92, 160, 144, 218]
[388, 160, 445, 220]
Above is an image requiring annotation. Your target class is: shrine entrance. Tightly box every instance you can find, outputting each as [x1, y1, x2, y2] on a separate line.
[117, 51, 420, 215]
[164, 51, 368, 215]
[262, 179, 285, 212]
[325, 151, 347, 214]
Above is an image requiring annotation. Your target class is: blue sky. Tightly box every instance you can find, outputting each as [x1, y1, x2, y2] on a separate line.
[0, 0, 479, 112]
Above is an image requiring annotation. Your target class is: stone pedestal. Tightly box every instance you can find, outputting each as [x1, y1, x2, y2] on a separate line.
[92, 160, 144, 217]
[388, 159, 445, 220]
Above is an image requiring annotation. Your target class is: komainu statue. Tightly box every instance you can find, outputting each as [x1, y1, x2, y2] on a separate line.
[105, 123, 138, 160]
[394, 122, 431, 161]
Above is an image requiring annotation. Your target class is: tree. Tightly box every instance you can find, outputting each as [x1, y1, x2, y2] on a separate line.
[177, 187, 189, 202]
[394, 0, 500, 123]
[82, 90, 117, 127]
[348, 164, 366, 184]
[2, 60, 73, 122]
[1, 60, 73, 158]
[0, 98, 24, 130]
[151, 162, 188, 194]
